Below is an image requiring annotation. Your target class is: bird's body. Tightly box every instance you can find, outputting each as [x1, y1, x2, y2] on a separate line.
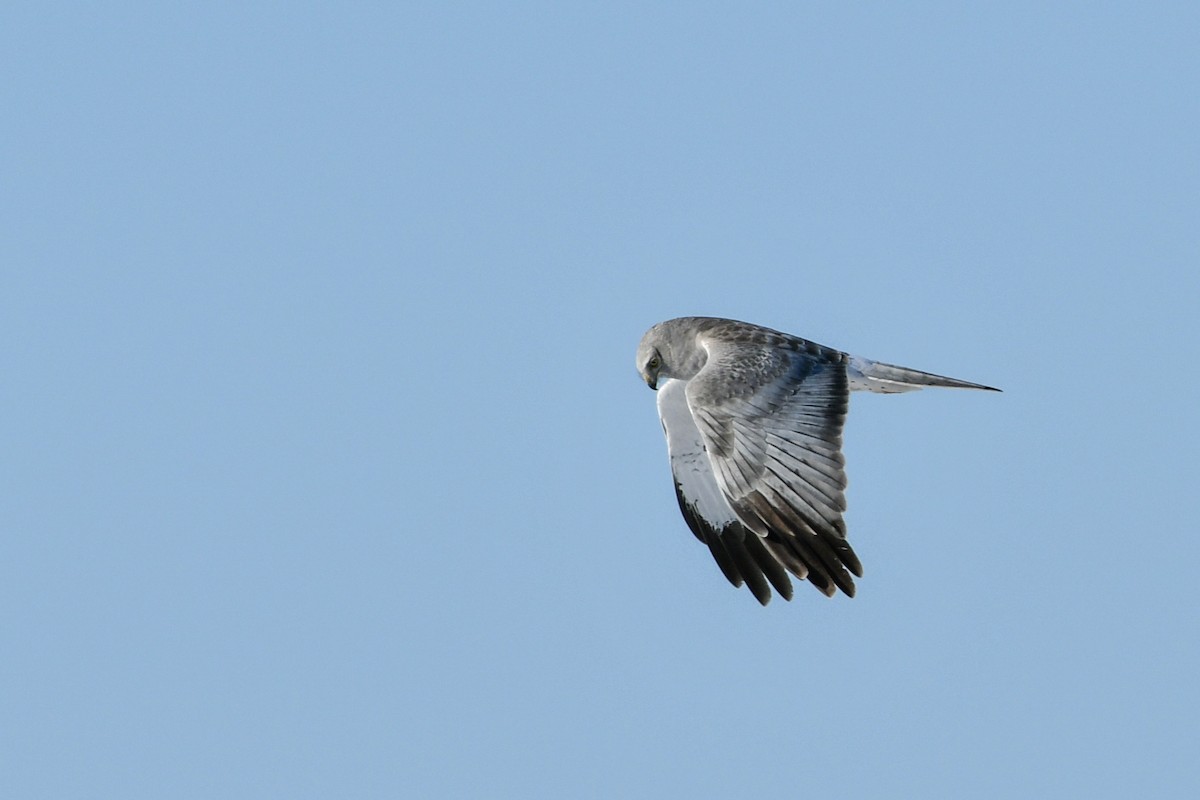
[636, 316, 997, 605]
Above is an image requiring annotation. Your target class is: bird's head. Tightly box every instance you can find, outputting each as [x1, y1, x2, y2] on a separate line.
[636, 322, 678, 390]
[636, 324, 669, 390]
[637, 346, 663, 389]
[637, 318, 714, 390]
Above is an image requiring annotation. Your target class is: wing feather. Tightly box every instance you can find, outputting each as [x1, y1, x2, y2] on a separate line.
[742, 529, 795, 602]
[657, 378, 786, 604]
[685, 336, 862, 600]
[722, 534, 773, 605]
[763, 451, 846, 515]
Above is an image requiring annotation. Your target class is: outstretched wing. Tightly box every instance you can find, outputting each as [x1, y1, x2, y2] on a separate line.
[656, 378, 794, 604]
[686, 338, 863, 599]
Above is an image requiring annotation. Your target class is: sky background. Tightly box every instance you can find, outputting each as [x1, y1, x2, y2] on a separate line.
[2, 3, 1198, 798]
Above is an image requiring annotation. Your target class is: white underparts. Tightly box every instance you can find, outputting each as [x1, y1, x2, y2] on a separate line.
[656, 378, 740, 529]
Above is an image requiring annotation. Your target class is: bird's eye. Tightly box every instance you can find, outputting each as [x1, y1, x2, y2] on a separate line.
[648, 355, 661, 370]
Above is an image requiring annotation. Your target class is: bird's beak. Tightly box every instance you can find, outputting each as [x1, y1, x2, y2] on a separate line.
[643, 373, 657, 390]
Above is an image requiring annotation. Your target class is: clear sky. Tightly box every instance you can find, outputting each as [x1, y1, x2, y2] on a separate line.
[3, 3, 1197, 798]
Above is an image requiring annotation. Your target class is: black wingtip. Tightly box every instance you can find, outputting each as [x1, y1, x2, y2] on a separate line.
[705, 531, 746, 589]
[724, 534, 774, 606]
[742, 490, 860, 599]
[744, 531, 794, 602]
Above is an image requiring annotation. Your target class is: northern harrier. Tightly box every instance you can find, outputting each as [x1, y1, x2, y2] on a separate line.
[636, 316, 998, 605]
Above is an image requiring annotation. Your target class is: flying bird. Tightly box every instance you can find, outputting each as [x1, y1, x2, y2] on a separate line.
[636, 316, 998, 605]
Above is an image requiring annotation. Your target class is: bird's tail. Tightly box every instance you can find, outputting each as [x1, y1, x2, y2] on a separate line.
[847, 357, 1000, 394]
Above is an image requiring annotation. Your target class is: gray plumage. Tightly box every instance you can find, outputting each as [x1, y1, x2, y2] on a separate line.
[636, 316, 998, 605]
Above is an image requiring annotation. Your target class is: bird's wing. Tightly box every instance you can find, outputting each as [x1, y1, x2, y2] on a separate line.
[685, 337, 862, 599]
[656, 378, 793, 604]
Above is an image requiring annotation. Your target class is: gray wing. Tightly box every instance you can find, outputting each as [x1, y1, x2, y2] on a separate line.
[686, 338, 863, 599]
[657, 378, 794, 604]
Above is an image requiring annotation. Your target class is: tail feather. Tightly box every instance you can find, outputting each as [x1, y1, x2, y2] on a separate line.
[848, 357, 1000, 394]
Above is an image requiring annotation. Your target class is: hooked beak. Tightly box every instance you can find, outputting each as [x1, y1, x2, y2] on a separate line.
[642, 373, 657, 390]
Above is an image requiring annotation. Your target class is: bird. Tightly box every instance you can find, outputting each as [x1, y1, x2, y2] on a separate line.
[636, 316, 998, 605]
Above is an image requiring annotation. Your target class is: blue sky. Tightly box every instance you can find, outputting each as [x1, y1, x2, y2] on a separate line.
[3, 3, 1197, 798]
